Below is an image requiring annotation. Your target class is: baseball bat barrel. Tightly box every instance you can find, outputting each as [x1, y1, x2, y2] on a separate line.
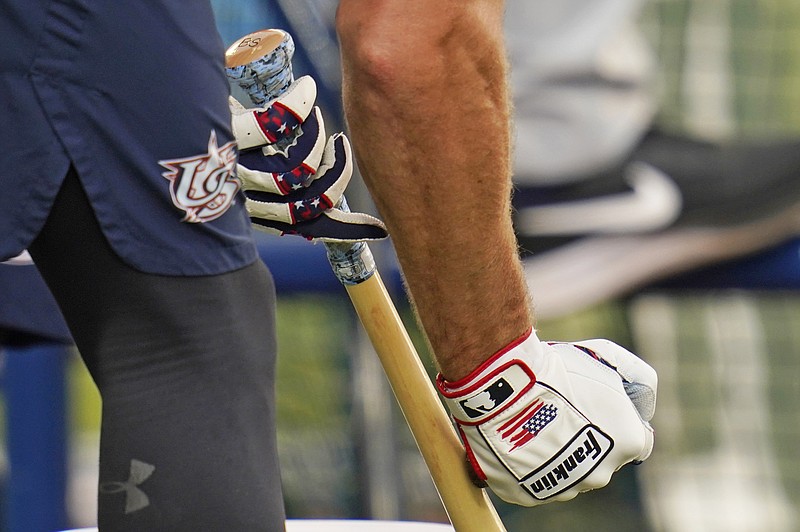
[225, 30, 506, 532]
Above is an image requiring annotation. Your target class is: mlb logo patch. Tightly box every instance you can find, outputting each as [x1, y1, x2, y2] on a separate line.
[441, 361, 536, 424]
[459, 378, 514, 419]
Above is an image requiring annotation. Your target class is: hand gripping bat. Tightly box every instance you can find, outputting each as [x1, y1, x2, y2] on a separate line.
[225, 29, 506, 532]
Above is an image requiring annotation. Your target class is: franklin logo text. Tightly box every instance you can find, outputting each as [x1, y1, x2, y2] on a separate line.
[521, 425, 613, 499]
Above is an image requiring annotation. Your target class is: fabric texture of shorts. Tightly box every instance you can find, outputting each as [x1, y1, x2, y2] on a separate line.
[0, 0, 258, 275]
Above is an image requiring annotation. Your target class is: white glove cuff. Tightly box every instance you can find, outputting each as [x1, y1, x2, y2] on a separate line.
[437, 329, 544, 424]
[232, 106, 271, 151]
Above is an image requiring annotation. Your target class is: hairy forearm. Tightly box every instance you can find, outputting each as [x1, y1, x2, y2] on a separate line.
[337, 0, 532, 380]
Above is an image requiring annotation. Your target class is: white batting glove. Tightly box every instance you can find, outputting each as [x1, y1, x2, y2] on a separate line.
[229, 76, 387, 242]
[436, 329, 656, 506]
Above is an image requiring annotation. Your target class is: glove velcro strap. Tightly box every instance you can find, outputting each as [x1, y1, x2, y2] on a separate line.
[438, 362, 535, 425]
[231, 76, 317, 151]
[245, 134, 352, 224]
[437, 329, 541, 425]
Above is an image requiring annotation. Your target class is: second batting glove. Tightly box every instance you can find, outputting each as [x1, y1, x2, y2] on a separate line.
[437, 329, 656, 506]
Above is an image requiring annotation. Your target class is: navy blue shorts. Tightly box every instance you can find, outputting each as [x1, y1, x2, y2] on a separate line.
[0, 0, 257, 275]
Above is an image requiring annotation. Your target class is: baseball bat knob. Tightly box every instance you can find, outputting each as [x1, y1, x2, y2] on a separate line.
[224, 29, 295, 105]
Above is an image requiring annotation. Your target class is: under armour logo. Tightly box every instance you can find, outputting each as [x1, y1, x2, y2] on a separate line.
[100, 459, 156, 514]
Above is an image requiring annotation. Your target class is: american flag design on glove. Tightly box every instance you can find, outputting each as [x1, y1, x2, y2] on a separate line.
[289, 194, 334, 223]
[271, 165, 316, 195]
[253, 102, 302, 144]
[499, 398, 558, 452]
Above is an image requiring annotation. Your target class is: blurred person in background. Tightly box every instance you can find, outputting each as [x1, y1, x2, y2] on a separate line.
[507, 0, 800, 320]
[507, 1, 800, 531]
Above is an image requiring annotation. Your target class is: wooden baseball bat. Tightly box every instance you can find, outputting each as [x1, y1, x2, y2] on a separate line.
[225, 30, 506, 532]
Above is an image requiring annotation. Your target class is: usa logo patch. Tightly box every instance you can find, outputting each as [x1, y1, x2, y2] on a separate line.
[160, 130, 239, 223]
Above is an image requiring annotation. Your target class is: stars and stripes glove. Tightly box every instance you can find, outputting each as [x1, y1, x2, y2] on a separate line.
[436, 328, 656, 506]
[229, 75, 387, 242]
